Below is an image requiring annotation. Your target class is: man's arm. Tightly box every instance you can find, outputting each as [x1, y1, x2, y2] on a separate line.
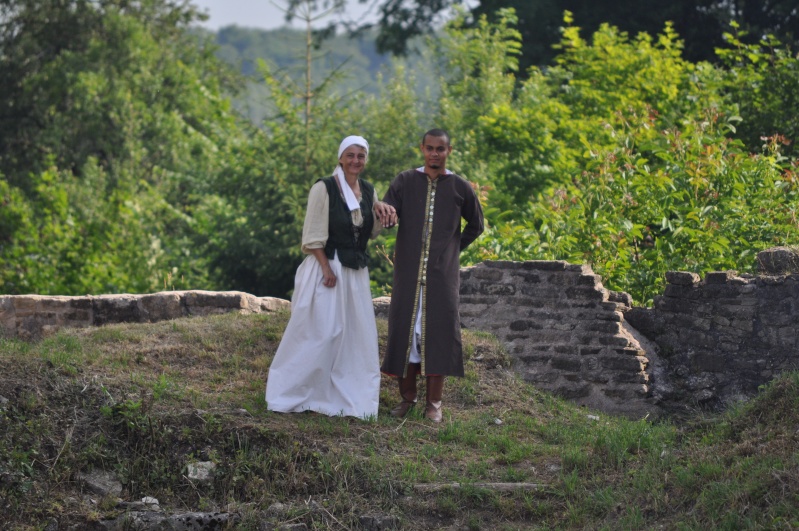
[459, 183, 484, 251]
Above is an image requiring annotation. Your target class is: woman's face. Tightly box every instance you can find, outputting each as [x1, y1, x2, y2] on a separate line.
[339, 145, 367, 177]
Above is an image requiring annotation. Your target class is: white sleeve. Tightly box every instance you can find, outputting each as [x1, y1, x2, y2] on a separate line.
[301, 181, 329, 253]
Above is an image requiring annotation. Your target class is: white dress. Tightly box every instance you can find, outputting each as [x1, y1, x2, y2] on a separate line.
[265, 181, 381, 419]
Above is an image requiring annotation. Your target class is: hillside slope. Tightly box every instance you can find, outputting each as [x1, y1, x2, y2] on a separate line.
[1, 312, 798, 529]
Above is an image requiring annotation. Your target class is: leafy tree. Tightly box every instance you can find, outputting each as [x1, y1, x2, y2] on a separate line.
[0, 0, 249, 294]
[352, 0, 799, 74]
[452, 13, 799, 304]
[716, 25, 799, 156]
[201, 2, 388, 297]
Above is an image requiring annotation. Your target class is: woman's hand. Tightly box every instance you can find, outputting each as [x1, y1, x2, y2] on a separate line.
[374, 201, 397, 228]
[309, 249, 337, 288]
[321, 263, 337, 288]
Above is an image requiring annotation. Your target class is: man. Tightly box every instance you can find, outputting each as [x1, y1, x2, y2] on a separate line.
[377, 128, 484, 423]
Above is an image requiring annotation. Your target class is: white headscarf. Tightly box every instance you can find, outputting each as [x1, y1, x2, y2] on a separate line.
[333, 135, 369, 212]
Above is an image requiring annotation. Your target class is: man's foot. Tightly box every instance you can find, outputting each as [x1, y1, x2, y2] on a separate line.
[424, 401, 442, 423]
[390, 400, 416, 418]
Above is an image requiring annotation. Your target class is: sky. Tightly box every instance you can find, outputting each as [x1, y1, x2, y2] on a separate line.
[191, 0, 380, 31]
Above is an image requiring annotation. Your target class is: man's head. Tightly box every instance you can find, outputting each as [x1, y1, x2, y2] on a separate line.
[420, 129, 452, 175]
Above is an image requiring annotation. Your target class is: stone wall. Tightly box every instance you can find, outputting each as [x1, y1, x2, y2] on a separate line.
[626, 270, 799, 415]
[5, 250, 799, 419]
[0, 291, 290, 340]
[457, 261, 656, 419]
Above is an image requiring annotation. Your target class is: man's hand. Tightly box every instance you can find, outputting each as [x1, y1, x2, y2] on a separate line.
[374, 201, 398, 228]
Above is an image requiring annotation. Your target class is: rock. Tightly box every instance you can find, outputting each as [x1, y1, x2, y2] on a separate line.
[76, 470, 122, 498]
[186, 461, 216, 482]
[757, 246, 799, 274]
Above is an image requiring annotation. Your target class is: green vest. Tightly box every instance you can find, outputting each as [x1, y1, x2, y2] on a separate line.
[320, 176, 375, 270]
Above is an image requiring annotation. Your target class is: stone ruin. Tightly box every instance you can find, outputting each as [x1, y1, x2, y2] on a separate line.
[4, 246, 799, 419]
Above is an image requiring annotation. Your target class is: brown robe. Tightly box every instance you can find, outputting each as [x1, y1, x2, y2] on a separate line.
[380, 168, 484, 377]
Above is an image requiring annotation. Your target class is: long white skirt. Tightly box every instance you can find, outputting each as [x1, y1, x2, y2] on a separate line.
[265, 253, 380, 419]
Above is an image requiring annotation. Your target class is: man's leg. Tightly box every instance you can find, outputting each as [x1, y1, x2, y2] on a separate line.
[390, 362, 420, 417]
[425, 375, 444, 423]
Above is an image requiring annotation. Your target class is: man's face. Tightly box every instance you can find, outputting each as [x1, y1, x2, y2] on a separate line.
[421, 134, 452, 172]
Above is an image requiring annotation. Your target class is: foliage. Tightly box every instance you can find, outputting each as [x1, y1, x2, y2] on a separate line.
[479, 112, 798, 305]
[357, 0, 799, 73]
[459, 12, 799, 305]
[716, 24, 799, 156]
[3, 0, 799, 305]
[0, 0, 250, 295]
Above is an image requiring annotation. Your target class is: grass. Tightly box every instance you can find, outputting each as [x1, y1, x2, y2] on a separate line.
[1, 311, 799, 529]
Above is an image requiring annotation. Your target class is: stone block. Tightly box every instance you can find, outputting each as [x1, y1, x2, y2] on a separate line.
[372, 297, 390, 319]
[553, 344, 576, 354]
[578, 274, 602, 286]
[511, 272, 541, 283]
[656, 296, 700, 313]
[584, 371, 611, 384]
[459, 295, 501, 305]
[613, 372, 649, 384]
[601, 355, 646, 372]
[691, 352, 726, 372]
[551, 321, 577, 331]
[607, 290, 632, 306]
[700, 284, 748, 299]
[551, 356, 582, 372]
[518, 354, 553, 364]
[12, 296, 39, 316]
[92, 295, 142, 325]
[471, 267, 504, 281]
[38, 296, 77, 312]
[482, 283, 516, 296]
[547, 272, 580, 286]
[185, 290, 249, 309]
[70, 298, 93, 310]
[140, 292, 184, 322]
[757, 246, 799, 274]
[62, 309, 91, 323]
[481, 260, 522, 270]
[711, 315, 731, 327]
[729, 319, 754, 333]
[680, 329, 715, 347]
[583, 321, 621, 334]
[704, 271, 738, 284]
[664, 284, 700, 299]
[0, 297, 14, 325]
[598, 335, 632, 347]
[521, 260, 568, 271]
[594, 311, 622, 322]
[512, 320, 545, 332]
[553, 383, 591, 399]
[666, 271, 700, 286]
[565, 286, 606, 301]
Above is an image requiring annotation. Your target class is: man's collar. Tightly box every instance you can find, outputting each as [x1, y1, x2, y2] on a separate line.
[416, 166, 453, 176]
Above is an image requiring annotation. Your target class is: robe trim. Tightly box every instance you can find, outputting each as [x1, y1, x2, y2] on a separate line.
[404, 173, 438, 376]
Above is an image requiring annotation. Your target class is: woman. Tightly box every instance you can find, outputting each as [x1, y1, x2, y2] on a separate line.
[265, 135, 392, 419]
